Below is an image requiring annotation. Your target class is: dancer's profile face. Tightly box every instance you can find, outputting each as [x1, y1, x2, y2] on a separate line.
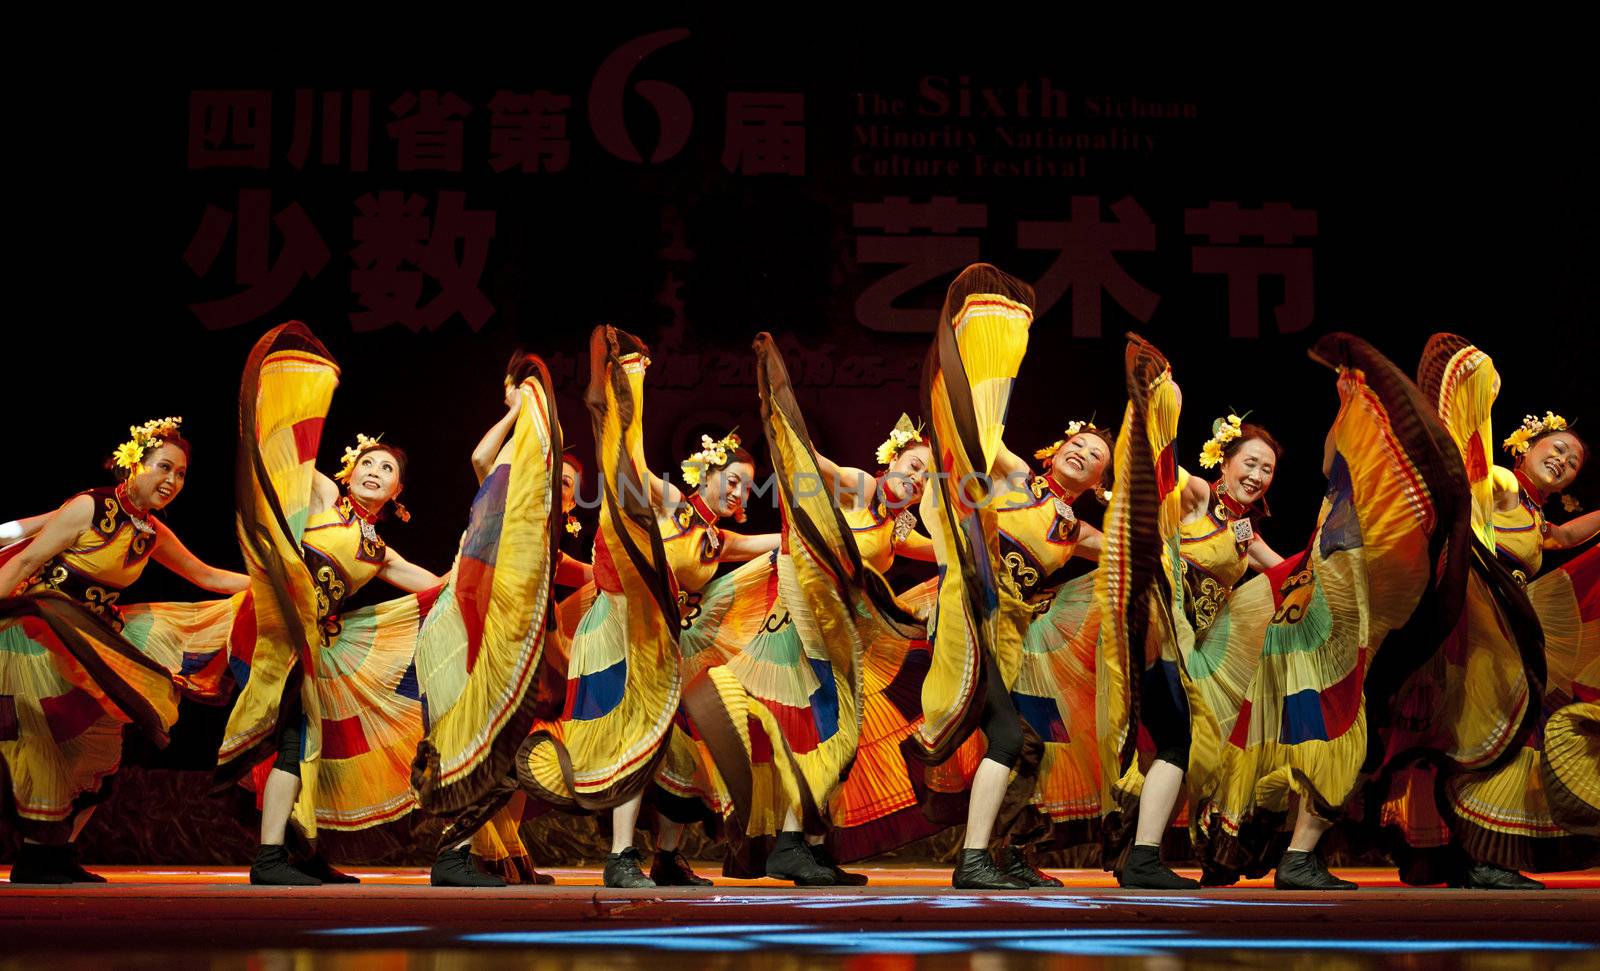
[1522, 432, 1585, 493]
[349, 448, 403, 508]
[704, 461, 756, 520]
[884, 444, 932, 505]
[1220, 437, 1277, 504]
[1050, 433, 1110, 495]
[560, 459, 579, 513]
[128, 442, 187, 511]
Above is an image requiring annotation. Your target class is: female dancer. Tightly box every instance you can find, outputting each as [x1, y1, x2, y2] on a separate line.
[905, 263, 1058, 890]
[433, 373, 596, 887]
[981, 421, 1113, 885]
[681, 334, 939, 886]
[223, 324, 565, 887]
[1378, 334, 1598, 889]
[1, 418, 248, 882]
[516, 326, 778, 889]
[1098, 332, 1466, 891]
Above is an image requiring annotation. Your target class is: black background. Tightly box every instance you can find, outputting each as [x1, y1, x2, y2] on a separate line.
[9, 34, 1595, 665]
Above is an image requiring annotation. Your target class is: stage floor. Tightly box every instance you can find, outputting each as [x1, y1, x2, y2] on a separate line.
[3, 866, 1597, 969]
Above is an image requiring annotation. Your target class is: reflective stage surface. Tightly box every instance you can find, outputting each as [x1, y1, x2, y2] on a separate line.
[4, 866, 1596, 970]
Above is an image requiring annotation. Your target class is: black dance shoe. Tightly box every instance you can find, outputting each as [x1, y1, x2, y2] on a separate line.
[1459, 862, 1545, 890]
[8, 844, 74, 884]
[811, 843, 869, 886]
[1116, 844, 1200, 890]
[61, 844, 107, 883]
[765, 832, 835, 886]
[250, 844, 322, 886]
[431, 846, 507, 887]
[296, 853, 361, 884]
[998, 845, 1063, 888]
[602, 847, 656, 889]
[1274, 850, 1358, 890]
[952, 848, 1028, 890]
[650, 849, 714, 887]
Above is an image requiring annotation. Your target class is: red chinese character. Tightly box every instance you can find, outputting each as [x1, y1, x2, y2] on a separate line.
[183, 189, 331, 330]
[1186, 201, 1317, 338]
[853, 197, 987, 333]
[350, 191, 497, 332]
[387, 91, 472, 172]
[722, 93, 805, 175]
[287, 90, 371, 171]
[1017, 196, 1159, 338]
[588, 29, 693, 164]
[188, 91, 272, 169]
[488, 90, 572, 173]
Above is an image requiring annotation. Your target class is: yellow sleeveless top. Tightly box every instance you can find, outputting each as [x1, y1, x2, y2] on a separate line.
[300, 495, 387, 644]
[1490, 467, 1545, 582]
[661, 499, 725, 596]
[996, 475, 1081, 613]
[25, 486, 158, 630]
[846, 487, 910, 576]
[1178, 486, 1253, 634]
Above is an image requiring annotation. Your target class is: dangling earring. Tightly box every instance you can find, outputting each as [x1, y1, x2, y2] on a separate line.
[392, 500, 412, 523]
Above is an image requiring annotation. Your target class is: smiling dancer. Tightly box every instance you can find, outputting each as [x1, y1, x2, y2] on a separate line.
[1377, 334, 1599, 889]
[1, 418, 247, 882]
[516, 326, 779, 889]
[681, 333, 938, 886]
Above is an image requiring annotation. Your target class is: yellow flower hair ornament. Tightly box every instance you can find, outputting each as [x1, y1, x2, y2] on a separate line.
[1503, 411, 1569, 455]
[565, 514, 583, 537]
[681, 430, 742, 488]
[876, 414, 926, 467]
[335, 432, 384, 483]
[1198, 412, 1247, 469]
[111, 416, 183, 472]
[1033, 419, 1091, 461]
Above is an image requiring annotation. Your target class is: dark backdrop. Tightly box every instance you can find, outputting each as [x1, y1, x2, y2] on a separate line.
[4, 32, 1595, 861]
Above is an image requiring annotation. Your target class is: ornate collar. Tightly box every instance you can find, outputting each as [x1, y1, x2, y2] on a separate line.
[1513, 469, 1548, 508]
[875, 475, 900, 514]
[686, 492, 721, 528]
[1214, 482, 1252, 521]
[342, 494, 384, 524]
[340, 495, 384, 544]
[685, 492, 724, 558]
[1041, 474, 1078, 524]
[114, 483, 156, 534]
[871, 477, 919, 546]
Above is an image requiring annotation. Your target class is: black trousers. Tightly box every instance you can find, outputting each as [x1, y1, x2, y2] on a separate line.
[1141, 662, 1191, 767]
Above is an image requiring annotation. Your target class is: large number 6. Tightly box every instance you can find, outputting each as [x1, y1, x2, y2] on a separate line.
[589, 29, 694, 164]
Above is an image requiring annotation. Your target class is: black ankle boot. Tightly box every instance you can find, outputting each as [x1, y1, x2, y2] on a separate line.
[250, 845, 321, 886]
[650, 849, 713, 887]
[431, 846, 507, 887]
[603, 847, 656, 888]
[1459, 862, 1545, 890]
[765, 832, 835, 886]
[952, 848, 1028, 890]
[62, 844, 107, 883]
[296, 853, 361, 884]
[1117, 844, 1200, 890]
[811, 843, 868, 886]
[1274, 850, 1357, 890]
[8, 844, 74, 884]
[998, 845, 1063, 888]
